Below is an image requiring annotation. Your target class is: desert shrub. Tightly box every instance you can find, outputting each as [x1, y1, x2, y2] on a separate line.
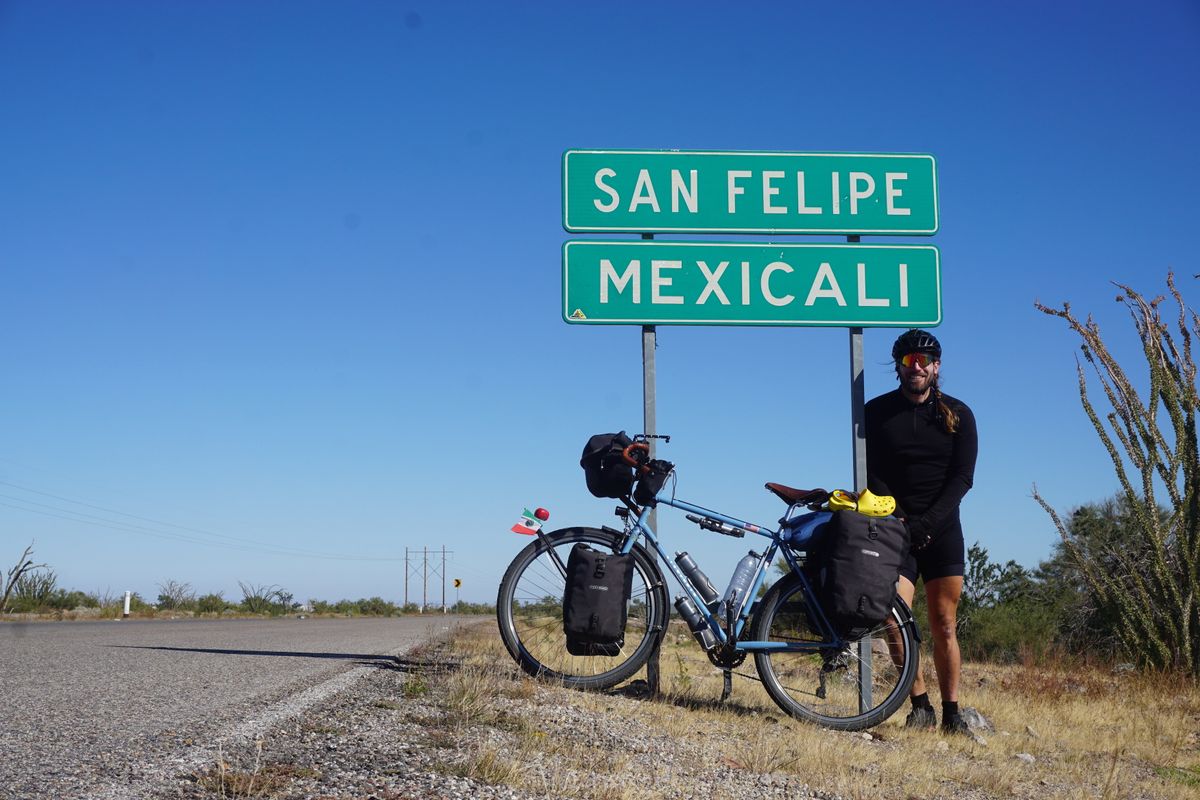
[7, 569, 59, 612]
[238, 582, 296, 616]
[45, 589, 100, 610]
[196, 592, 232, 614]
[157, 580, 197, 610]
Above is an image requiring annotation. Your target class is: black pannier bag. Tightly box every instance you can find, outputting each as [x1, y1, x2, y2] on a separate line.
[633, 459, 674, 505]
[580, 431, 635, 499]
[819, 510, 909, 639]
[562, 543, 635, 656]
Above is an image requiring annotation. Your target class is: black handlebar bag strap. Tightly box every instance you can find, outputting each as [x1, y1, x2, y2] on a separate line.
[580, 431, 635, 499]
[820, 510, 909, 639]
[562, 543, 635, 657]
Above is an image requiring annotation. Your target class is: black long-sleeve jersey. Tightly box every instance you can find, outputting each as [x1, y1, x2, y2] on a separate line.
[864, 388, 978, 543]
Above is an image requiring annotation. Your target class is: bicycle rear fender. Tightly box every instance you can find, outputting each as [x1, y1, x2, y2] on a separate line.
[890, 594, 920, 642]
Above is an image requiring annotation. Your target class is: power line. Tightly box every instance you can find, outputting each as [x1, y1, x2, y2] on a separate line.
[403, 546, 454, 611]
[0, 481, 407, 561]
[0, 479, 358, 551]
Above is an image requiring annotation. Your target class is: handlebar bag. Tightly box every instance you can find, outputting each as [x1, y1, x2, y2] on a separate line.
[580, 431, 635, 499]
[633, 459, 674, 505]
[819, 511, 909, 639]
[562, 543, 634, 657]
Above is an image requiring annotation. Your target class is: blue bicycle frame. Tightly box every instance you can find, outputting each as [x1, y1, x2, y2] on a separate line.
[616, 489, 845, 653]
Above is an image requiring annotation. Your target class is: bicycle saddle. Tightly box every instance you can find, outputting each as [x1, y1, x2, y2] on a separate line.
[764, 483, 829, 506]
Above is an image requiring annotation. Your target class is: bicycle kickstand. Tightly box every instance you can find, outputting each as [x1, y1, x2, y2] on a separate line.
[720, 669, 732, 703]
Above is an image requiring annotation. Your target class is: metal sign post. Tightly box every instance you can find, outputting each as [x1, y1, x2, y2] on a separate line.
[641, 232, 661, 694]
[847, 233, 874, 712]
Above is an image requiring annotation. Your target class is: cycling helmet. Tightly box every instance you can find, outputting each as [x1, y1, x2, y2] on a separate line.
[891, 329, 941, 361]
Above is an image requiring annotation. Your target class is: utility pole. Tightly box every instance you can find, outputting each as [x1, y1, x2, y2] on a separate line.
[403, 545, 453, 613]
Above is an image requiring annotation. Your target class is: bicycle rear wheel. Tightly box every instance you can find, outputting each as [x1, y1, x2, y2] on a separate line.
[750, 572, 919, 731]
[496, 526, 669, 691]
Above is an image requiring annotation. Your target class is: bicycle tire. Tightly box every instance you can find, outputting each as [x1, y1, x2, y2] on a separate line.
[496, 526, 669, 690]
[750, 572, 919, 731]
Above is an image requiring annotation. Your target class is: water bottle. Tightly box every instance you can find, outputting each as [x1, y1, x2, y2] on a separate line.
[674, 551, 719, 607]
[718, 550, 761, 621]
[674, 596, 717, 650]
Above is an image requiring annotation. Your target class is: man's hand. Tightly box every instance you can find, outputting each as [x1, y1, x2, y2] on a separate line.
[906, 516, 934, 551]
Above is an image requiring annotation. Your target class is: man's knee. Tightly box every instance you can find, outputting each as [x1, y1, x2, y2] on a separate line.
[928, 616, 958, 644]
[926, 602, 960, 643]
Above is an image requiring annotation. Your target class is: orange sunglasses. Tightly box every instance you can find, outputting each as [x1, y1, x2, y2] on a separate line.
[899, 352, 936, 368]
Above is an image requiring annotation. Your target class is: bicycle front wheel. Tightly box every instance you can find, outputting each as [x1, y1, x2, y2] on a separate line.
[750, 572, 919, 731]
[496, 526, 669, 691]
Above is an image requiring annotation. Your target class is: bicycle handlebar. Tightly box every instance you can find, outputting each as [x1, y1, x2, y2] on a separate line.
[621, 442, 652, 474]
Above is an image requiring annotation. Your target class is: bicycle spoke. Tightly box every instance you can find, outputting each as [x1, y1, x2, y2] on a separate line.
[752, 573, 917, 730]
[498, 529, 666, 688]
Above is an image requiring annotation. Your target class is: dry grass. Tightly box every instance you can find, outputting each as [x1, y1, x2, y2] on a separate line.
[191, 740, 320, 798]
[432, 620, 1200, 800]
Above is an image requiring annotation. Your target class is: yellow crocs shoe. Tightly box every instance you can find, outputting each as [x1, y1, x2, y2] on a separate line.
[827, 489, 859, 512]
[827, 489, 897, 516]
[854, 489, 897, 517]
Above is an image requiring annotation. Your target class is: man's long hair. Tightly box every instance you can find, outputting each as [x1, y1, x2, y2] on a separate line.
[930, 375, 960, 434]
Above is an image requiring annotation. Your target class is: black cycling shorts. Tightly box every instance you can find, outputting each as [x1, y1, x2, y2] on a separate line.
[899, 519, 965, 583]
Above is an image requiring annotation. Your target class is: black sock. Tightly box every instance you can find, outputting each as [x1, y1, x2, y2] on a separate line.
[911, 692, 933, 710]
[942, 700, 959, 718]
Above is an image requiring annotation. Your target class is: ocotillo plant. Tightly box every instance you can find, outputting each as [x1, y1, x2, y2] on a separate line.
[1035, 273, 1200, 677]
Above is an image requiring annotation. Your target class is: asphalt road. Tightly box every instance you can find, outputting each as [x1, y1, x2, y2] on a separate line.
[0, 615, 464, 799]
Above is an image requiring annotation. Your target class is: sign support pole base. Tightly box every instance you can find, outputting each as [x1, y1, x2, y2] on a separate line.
[846, 234, 874, 713]
[641, 231, 661, 697]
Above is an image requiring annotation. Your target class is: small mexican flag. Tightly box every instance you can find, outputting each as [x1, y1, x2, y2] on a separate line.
[511, 508, 542, 536]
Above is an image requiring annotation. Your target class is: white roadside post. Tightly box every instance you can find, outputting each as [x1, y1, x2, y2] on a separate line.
[123, 590, 131, 619]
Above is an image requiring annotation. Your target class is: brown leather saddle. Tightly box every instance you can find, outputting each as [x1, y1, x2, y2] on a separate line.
[764, 482, 829, 506]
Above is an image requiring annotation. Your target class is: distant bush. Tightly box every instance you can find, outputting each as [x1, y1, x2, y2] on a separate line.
[308, 597, 403, 616]
[238, 582, 297, 616]
[301, 597, 495, 616]
[960, 599, 1065, 663]
[7, 569, 60, 612]
[45, 589, 101, 610]
[196, 592, 233, 614]
[451, 600, 496, 615]
[157, 580, 197, 611]
[357, 596, 399, 615]
[128, 592, 153, 612]
[94, 591, 153, 616]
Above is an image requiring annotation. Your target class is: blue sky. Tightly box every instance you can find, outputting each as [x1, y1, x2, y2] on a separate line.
[2, 1, 1198, 605]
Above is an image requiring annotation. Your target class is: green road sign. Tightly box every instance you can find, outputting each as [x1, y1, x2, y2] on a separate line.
[563, 241, 940, 327]
[562, 150, 938, 235]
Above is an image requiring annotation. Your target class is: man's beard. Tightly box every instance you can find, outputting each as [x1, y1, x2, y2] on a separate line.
[903, 373, 933, 396]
